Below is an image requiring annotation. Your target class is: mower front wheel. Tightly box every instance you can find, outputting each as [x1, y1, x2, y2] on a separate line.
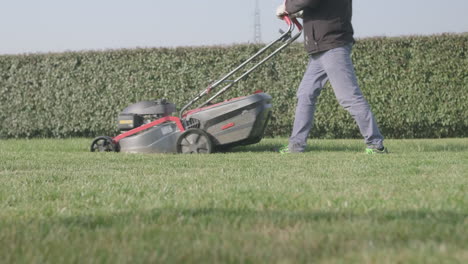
[176, 129, 213, 154]
[90, 136, 119, 152]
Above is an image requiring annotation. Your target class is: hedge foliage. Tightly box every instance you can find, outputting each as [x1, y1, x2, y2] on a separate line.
[0, 34, 467, 139]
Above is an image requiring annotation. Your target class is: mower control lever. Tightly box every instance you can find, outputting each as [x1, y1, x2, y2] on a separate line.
[278, 29, 291, 42]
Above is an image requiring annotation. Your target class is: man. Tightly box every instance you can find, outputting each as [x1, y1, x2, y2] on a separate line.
[276, 0, 387, 154]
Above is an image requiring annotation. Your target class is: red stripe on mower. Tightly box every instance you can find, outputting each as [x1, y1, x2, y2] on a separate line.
[221, 122, 235, 130]
[113, 116, 185, 143]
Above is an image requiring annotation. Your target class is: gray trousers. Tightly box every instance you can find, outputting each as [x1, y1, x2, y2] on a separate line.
[289, 44, 384, 152]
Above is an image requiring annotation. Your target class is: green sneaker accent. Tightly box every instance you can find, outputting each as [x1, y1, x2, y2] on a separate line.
[278, 145, 291, 154]
[366, 147, 388, 154]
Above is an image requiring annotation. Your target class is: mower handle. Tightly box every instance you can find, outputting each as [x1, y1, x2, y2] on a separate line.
[179, 16, 303, 119]
[283, 16, 303, 31]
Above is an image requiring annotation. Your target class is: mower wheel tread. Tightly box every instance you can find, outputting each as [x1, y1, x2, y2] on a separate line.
[176, 129, 213, 154]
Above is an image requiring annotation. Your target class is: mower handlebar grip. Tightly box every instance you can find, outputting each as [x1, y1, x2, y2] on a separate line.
[292, 17, 303, 31]
[283, 16, 293, 26]
[282, 16, 303, 32]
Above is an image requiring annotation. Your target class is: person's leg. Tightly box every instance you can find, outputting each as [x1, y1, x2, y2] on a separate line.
[321, 44, 384, 148]
[288, 55, 328, 152]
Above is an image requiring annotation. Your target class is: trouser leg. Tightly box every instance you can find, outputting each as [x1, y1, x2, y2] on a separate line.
[321, 44, 384, 147]
[289, 56, 328, 152]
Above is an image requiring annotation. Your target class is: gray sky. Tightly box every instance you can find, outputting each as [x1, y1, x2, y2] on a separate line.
[1, 0, 467, 54]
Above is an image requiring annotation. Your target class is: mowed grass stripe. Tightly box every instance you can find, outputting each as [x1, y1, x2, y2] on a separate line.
[0, 138, 467, 263]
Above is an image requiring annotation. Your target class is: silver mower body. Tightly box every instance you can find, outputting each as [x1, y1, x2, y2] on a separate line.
[117, 92, 272, 153]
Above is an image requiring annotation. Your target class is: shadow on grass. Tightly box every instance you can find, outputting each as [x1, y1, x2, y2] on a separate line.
[225, 143, 361, 153]
[402, 143, 468, 152]
[225, 139, 468, 153]
[52, 208, 467, 230]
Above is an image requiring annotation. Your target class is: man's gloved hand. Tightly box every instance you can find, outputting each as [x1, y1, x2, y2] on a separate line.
[276, 3, 288, 19]
[276, 3, 303, 19]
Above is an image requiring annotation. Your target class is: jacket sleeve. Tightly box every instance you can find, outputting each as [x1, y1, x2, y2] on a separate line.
[285, 0, 321, 14]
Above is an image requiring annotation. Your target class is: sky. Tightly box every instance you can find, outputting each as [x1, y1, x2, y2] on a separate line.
[1, 0, 467, 55]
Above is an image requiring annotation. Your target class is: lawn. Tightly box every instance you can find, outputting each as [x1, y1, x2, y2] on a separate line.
[0, 138, 467, 263]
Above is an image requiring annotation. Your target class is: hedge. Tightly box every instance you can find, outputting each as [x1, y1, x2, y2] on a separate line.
[0, 34, 467, 139]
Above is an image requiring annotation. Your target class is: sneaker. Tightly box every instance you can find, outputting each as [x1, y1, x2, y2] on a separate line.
[278, 145, 291, 154]
[277, 144, 306, 154]
[365, 146, 388, 154]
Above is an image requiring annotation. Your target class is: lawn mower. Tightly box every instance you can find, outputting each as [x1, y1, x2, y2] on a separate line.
[90, 17, 302, 154]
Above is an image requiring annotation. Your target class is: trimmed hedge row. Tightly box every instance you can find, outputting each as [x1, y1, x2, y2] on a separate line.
[0, 34, 467, 139]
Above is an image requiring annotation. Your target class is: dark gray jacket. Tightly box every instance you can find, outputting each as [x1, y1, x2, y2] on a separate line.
[285, 0, 354, 54]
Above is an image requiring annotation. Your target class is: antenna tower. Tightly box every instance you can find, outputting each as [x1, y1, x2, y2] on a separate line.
[254, 0, 262, 43]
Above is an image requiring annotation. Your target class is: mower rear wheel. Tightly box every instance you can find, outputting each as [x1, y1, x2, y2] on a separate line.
[176, 129, 213, 154]
[90, 136, 119, 152]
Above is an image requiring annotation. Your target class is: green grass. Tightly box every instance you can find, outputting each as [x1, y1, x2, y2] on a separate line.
[0, 138, 467, 263]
